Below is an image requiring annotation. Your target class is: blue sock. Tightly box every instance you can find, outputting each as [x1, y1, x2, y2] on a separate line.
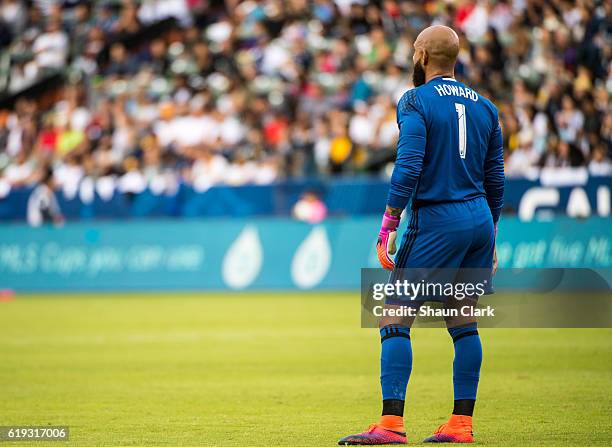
[380, 325, 412, 401]
[448, 323, 482, 400]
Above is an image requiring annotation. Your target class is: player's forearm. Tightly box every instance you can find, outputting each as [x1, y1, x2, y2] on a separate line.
[388, 100, 426, 212]
[484, 180, 503, 222]
[484, 159, 504, 223]
[386, 181, 414, 211]
[386, 157, 422, 211]
[487, 201, 503, 223]
[484, 120, 504, 223]
[385, 205, 402, 217]
[484, 182, 504, 223]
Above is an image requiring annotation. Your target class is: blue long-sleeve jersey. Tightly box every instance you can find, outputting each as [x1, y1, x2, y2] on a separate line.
[386, 76, 505, 222]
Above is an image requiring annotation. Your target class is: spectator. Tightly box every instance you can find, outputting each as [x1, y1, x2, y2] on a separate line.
[293, 191, 327, 224]
[349, 101, 374, 148]
[31, 18, 67, 71]
[4, 149, 35, 186]
[104, 43, 138, 76]
[555, 95, 585, 144]
[589, 144, 611, 176]
[191, 149, 228, 192]
[27, 167, 63, 227]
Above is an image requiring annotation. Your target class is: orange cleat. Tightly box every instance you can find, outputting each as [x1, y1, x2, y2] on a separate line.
[339, 416, 407, 445]
[423, 415, 474, 443]
[338, 423, 407, 445]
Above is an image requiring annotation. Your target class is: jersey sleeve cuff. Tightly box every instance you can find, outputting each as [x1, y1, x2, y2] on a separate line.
[386, 191, 410, 210]
[491, 209, 501, 223]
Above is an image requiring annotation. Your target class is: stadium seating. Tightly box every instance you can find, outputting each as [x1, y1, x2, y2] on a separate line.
[0, 0, 610, 223]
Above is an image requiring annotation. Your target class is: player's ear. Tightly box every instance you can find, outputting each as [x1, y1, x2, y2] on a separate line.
[422, 50, 429, 66]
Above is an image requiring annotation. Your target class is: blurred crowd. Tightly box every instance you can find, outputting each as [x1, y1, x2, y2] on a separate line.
[0, 0, 610, 200]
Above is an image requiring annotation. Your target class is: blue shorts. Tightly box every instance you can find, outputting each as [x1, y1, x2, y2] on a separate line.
[388, 196, 495, 304]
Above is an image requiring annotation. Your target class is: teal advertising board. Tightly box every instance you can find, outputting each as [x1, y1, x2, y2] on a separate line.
[0, 217, 609, 291]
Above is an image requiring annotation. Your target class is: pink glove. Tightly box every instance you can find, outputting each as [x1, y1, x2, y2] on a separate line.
[376, 212, 400, 270]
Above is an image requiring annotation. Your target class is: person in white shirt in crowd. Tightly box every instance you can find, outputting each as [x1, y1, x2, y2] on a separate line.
[27, 167, 64, 227]
[589, 145, 611, 177]
[555, 95, 585, 144]
[3, 149, 35, 186]
[53, 152, 85, 199]
[348, 101, 374, 148]
[191, 149, 228, 192]
[117, 156, 146, 194]
[32, 18, 68, 72]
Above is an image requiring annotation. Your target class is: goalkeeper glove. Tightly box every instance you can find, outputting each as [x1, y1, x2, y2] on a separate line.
[376, 212, 400, 270]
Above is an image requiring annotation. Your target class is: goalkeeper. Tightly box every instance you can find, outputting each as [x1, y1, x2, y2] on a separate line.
[339, 25, 504, 445]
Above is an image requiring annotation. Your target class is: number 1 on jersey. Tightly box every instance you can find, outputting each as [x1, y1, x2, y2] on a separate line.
[454, 103, 467, 159]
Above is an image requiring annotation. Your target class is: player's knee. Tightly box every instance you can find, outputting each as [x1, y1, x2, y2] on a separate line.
[380, 324, 411, 342]
[378, 305, 416, 329]
[447, 322, 478, 342]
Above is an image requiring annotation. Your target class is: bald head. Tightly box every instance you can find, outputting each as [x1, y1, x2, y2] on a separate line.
[413, 25, 459, 83]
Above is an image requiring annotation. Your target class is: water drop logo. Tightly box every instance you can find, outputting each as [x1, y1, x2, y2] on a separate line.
[222, 226, 263, 289]
[291, 226, 332, 289]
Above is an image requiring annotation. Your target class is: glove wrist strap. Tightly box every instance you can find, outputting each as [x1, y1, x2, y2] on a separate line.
[381, 211, 400, 232]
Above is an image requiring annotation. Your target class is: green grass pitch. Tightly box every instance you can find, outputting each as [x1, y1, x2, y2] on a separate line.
[1, 292, 611, 446]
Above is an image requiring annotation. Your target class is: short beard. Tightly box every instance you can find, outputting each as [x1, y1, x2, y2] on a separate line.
[412, 61, 426, 87]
